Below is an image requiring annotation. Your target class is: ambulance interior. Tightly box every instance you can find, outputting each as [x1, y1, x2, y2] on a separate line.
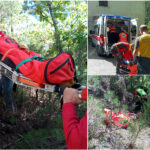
[107, 19, 130, 47]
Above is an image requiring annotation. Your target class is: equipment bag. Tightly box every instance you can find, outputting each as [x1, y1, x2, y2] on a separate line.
[44, 52, 76, 85]
[14, 52, 76, 85]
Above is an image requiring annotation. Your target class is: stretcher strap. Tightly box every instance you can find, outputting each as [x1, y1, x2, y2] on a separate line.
[15, 56, 46, 71]
[18, 76, 45, 88]
[1, 48, 17, 62]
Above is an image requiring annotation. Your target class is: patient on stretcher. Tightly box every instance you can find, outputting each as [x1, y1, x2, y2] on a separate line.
[0, 31, 75, 85]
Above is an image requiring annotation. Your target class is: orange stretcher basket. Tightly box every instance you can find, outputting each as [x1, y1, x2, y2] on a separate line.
[104, 108, 136, 129]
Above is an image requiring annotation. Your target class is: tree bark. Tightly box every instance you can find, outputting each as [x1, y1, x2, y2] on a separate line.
[47, 1, 62, 52]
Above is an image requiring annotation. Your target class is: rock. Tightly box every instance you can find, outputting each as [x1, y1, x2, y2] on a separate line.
[135, 127, 150, 149]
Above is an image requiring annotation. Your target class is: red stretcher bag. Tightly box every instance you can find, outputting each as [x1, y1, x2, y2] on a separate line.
[0, 33, 76, 85]
[44, 52, 75, 84]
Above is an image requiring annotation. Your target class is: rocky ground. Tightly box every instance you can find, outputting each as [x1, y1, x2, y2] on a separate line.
[88, 95, 150, 149]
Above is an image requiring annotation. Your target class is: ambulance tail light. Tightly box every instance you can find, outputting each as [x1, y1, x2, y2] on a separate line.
[99, 34, 104, 46]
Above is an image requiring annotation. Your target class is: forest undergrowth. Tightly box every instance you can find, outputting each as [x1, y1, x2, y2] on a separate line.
[88, 76, 150, 149]
[0, 85, 86, 149]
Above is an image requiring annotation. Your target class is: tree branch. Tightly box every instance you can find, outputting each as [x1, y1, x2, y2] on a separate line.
[46, 1, 62, 52]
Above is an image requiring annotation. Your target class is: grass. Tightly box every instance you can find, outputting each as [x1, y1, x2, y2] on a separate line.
[14, 128, 65, 149]
[9, 86, 86, 149]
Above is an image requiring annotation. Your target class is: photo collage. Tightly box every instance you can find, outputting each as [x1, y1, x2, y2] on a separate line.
[0, 0, 150, 149]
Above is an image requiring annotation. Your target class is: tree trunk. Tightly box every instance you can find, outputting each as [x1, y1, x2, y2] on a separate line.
[47, 2, 62, 52]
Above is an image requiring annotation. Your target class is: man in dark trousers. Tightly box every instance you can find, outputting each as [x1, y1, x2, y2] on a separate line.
[0, 31, 16, 112]
[133, 25, 150, 74]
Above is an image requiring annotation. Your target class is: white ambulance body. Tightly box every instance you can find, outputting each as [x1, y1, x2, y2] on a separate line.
[91, 14, 138, 56]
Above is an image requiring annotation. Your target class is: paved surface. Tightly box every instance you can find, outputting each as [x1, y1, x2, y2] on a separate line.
[88, 44, 116, 75]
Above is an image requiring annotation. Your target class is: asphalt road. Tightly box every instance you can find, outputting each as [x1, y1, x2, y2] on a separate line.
[88, 44, 116, 75]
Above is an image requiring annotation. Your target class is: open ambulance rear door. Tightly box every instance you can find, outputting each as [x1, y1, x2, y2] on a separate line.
[104, 15, 108, 54]
[130, 18, 138, 42]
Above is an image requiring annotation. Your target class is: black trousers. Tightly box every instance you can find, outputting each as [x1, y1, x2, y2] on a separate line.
[137, 56, 150, 74]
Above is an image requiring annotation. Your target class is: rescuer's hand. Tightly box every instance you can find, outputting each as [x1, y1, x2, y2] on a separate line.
[133, 49, 138, 60]
[63, 88, 82, 105]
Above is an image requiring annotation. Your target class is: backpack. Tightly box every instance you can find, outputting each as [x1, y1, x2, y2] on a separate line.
[44, 52, 76, 85]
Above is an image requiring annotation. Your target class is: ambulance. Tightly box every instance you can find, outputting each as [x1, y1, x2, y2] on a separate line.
[91, 14, 138, 56]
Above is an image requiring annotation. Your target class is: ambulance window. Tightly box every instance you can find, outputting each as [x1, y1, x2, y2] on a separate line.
[94, 24, 99, 36]
[131, 26, 136, 35]
[124, 21, 129, 26]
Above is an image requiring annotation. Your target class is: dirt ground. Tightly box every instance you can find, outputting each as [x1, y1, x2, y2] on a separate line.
[89, 124, 150, 149]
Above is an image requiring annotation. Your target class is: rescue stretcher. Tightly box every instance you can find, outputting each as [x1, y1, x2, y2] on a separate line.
[104, 108, 137, 129]
[118, 61, 137, 75]
[0, 61, 85, 95]
[0, 33, 86, 100]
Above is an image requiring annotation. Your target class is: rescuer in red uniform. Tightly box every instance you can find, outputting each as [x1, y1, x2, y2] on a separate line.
[119, 32, 128, 42]
[107, 23, 119, 44]
[62, 88, 87, 149]
[111, 32, 134, 74]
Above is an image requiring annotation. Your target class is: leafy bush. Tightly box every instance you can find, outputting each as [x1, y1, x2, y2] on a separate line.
[15, 128, 65, 149]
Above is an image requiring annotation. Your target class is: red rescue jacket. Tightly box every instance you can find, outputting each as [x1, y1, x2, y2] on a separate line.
[108, 25, 116, 33]
[112, 42, 133, 60]
[62, 103, 87, 149]
[119, 32, 128, 42]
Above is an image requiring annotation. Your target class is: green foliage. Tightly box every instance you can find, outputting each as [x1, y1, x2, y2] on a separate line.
[88, 76, 100, 89]
[11, 86, 66, 149]
[142, 99, 150, 123]
[128, 115, 147, 147]
[89, 75, 150, 148]
[1, 1, 87, 85]
[88, 95, 105, 135]
[145, 1, 150, 24]
[88, 95, 110, 149]
[104, 90, 114, 101]
[122, 104, 128, 111]
[76, 102, 87, 119]
[147, 21, 150, 33]
[23, 0, 87, 84]
[15, 128, 65, 149]
[1, 2, 87, 149]
[0, 1, 22, 24]
[114, 97, 119, 104]
[13, 86, 29, 103]
[36, 101, 54, 116]
[9, 116, 17, 125]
